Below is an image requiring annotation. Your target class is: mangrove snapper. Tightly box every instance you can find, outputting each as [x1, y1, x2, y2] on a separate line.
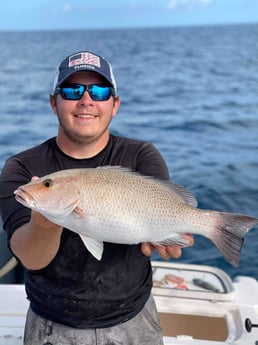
[14, 167, 258, 266]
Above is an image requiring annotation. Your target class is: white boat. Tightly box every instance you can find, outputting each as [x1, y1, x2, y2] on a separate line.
[0, 257, 258, 345]
[152, 261, 258, 344]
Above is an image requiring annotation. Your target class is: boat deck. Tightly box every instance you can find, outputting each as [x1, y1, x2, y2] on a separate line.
[0, 262, 258, 344]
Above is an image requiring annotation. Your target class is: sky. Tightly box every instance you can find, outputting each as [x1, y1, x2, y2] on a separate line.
[0, 0, 258, 31]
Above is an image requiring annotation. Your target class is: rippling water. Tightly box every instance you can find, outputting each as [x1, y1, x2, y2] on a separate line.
[0, 24, 258, 279]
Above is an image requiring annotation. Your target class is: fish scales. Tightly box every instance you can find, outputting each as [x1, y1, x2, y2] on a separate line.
[77, 169, 200, 242]
[14, 167, 258, 266]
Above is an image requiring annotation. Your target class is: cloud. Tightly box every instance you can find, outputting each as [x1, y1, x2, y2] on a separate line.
[167, 0, 212, 10]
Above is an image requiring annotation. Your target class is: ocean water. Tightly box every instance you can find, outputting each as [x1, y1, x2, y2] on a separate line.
[0, 24, 258, 280]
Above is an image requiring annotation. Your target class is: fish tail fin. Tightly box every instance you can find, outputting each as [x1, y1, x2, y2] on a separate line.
[210, 212, 258, 267]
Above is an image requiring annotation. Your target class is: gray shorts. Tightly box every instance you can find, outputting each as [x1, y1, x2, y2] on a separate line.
[23, 294, 164, 345]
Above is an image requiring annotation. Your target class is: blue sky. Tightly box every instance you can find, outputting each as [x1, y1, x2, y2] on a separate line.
[1, 0, 258, 31]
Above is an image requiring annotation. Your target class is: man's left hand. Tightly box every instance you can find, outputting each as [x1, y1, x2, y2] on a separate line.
[141, 234, 194, 260]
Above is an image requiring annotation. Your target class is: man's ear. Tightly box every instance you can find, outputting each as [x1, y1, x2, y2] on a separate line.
[49, 95, 58, 115]
[112, 96, 121, 118]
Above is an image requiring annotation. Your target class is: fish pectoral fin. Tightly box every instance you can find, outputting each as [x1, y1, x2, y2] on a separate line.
[152, 233, 191, 248]
[79, 234, 104, 261]
[73, 207, 84, 219]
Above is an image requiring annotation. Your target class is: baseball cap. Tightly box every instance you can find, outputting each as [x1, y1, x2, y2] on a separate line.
[52, 51, 117, 94]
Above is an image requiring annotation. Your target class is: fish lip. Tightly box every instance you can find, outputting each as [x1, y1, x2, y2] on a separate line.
[14, 188, 36, 208]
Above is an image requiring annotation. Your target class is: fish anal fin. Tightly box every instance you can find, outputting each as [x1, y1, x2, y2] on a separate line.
[79, 234, 104, 260]
[152, 233, 192, 248]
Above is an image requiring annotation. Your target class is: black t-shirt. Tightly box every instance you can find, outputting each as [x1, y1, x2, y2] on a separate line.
[0, 134, 169, 328]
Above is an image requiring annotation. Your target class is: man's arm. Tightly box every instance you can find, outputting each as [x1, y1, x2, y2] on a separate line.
[10, 211, 63, 270]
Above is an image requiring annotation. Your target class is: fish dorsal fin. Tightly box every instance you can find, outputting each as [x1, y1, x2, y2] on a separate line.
[162, 181, 198, 208]
[79, 234, 104, 260]
[96, 166, 198, 207]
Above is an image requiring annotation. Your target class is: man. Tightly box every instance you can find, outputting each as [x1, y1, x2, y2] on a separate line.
[0, 51, 193, 345]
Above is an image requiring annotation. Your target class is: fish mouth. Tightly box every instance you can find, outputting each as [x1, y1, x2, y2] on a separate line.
[14, 188, 37, 208]
[14, 188, 80, 216]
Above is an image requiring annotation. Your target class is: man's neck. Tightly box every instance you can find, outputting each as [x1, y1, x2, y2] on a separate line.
[56, 133, 110, 159]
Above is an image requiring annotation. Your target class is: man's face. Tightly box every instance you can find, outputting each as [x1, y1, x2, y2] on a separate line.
[50, 71, 120, 148]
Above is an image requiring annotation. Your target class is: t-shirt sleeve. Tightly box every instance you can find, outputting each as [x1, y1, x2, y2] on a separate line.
[134, 142, 170, 180]
[0, 157, 32, 241]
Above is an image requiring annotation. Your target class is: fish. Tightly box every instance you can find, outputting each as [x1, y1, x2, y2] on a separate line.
[14, 166, 258, 266]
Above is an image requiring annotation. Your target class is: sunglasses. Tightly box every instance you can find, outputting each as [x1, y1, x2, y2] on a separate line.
[54, 83, 115, 101]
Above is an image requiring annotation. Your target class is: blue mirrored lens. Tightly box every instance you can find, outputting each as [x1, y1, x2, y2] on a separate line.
[59, 84, 112, 101]
[62, 85, 84, 100]
[89, 85, 111, 101]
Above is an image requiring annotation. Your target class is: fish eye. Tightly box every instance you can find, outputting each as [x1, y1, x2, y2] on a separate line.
[43, 179, 53, 188]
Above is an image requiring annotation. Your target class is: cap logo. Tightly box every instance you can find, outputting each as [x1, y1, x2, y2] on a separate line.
[68, 52, 100, 68]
